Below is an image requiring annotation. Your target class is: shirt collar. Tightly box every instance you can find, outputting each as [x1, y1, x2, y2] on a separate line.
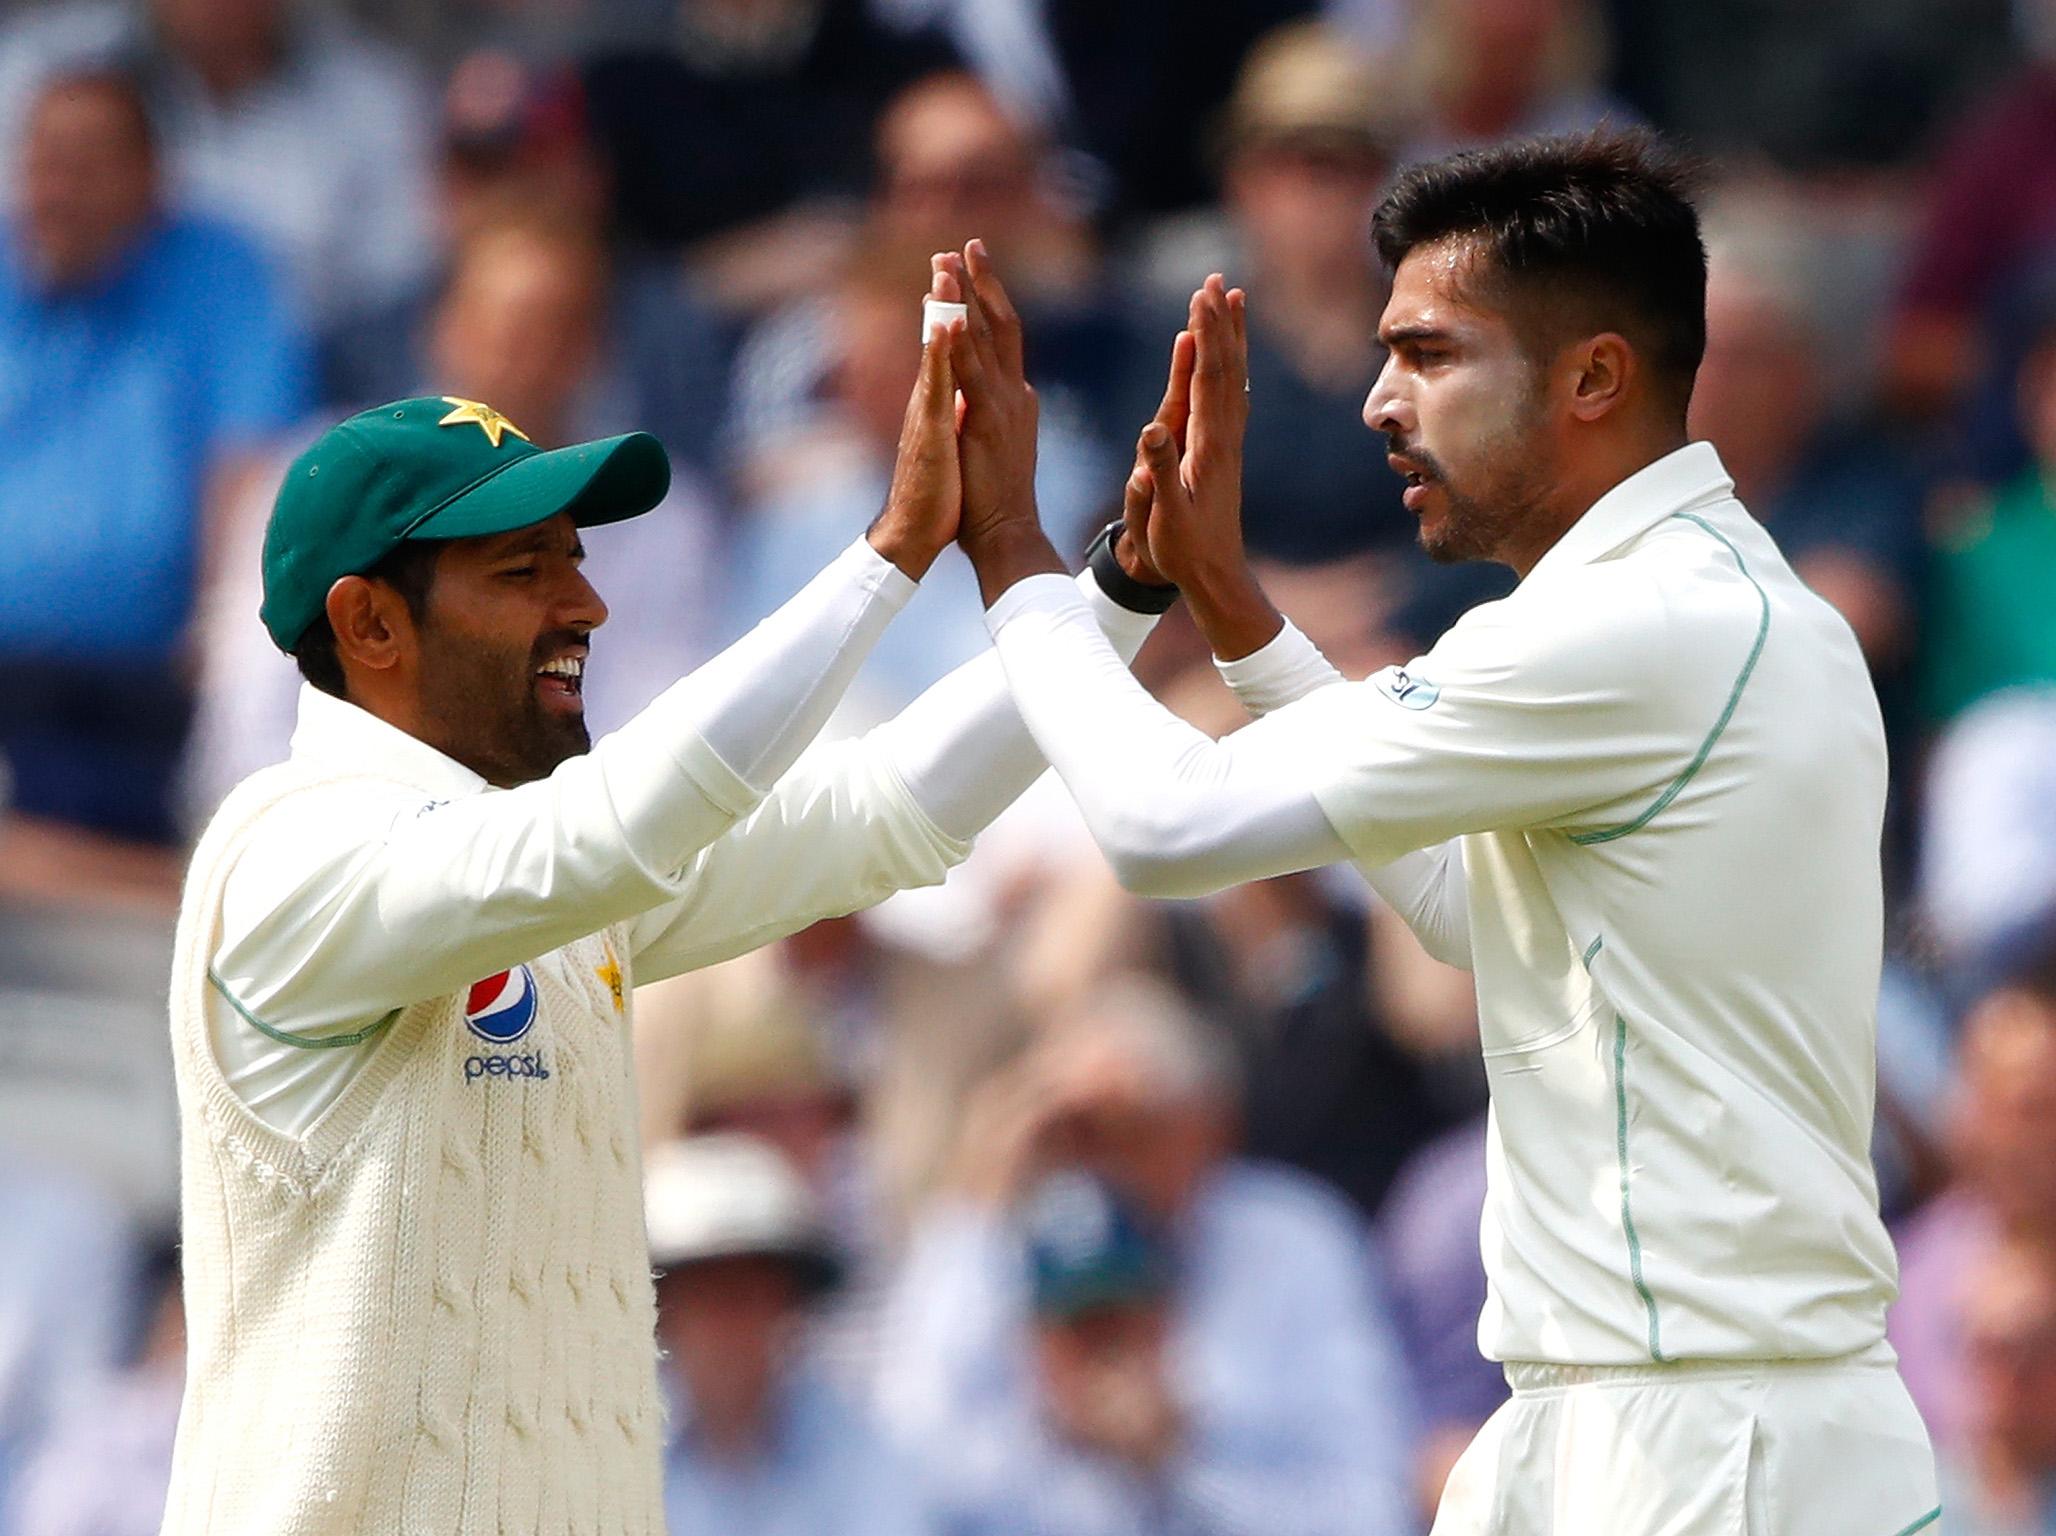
[289, 684, 489, 800]
[1521, 441, 1735, 588]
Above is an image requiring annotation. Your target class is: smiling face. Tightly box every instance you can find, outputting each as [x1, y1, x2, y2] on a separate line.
[1363, 236, 1561, 567]
[402, 513, 607, 787]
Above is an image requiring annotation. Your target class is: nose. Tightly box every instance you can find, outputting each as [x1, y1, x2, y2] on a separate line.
[563, 566, 608, 633]
[1363, 354, 1411, 438]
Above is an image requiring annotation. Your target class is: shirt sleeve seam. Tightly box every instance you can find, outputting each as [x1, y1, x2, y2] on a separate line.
[207, 967, 401, 1051]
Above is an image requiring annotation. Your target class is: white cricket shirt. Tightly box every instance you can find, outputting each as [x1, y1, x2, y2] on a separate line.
[987, 443, 1901, 1366]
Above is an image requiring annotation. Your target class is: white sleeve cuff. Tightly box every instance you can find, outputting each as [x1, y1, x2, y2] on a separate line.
[985, 571, 1088, 637]
[1077, 565, 1163, 660]
[846, 534, 922, 610]
[1214, 617, 1346, 717]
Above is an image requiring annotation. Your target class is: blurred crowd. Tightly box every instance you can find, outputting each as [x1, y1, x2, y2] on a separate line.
[2, 0, 2056, 1532]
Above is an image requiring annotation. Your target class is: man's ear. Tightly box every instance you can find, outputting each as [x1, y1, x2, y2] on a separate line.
[1567, 332, 1633, 423]
[325, 574, 412, 677]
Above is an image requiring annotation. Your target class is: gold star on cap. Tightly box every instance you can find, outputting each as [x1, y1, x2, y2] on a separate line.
[438, 396, 531, 449]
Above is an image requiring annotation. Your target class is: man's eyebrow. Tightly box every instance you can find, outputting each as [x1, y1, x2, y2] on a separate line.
[489, 525, 559, 557]
[1380, 323, 1456, 348]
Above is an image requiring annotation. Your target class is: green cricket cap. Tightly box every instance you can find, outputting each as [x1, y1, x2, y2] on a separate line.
[259, 395, 671, 652]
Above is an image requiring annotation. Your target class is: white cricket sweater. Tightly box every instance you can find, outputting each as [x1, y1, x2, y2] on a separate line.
[163, 761, 664, 1535]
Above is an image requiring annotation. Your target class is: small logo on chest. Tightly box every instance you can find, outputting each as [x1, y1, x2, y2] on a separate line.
[596, 942, 624, 1014]
[465, 965, 538, 1043]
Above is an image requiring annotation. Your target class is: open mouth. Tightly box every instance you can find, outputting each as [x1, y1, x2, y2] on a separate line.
[535, 651, 586, 711]
[1389, 454, 1434, 512]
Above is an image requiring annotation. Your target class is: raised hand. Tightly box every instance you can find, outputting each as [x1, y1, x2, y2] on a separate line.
[865, 264, 964, 580]
[942, 239, 1067, 604]
[1134, 274, 1282, 660]
[1114, 327, 1195, 587]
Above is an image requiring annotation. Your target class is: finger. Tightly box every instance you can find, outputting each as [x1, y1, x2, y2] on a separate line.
[945, 250, 1004, 387]
[1139, 422, 1190, 517]
[944, 314, 992, 408]
[916, 307, 956, 417]
[1223, 286, 1249, 397]
[1155, 330, 1196, 444]
[965, 237, 1026, 380]
[1122, 462, 1153, 550]
[1188, 282, 1230, 463]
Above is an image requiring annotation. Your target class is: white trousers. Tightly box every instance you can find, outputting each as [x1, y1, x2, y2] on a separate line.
[1430, 1343, 1942, 1536]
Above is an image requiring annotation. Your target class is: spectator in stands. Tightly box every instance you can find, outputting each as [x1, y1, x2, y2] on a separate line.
[728, 69, 1122, 510]
[645, 1134, 926, 1536]
[1693, 218, 1925, 682]
[872, 71, 1094, 307]
[181, 202, 718, 821]
[582, 0, 956, 312]
[328, 48, 735, 466]
[0, 66, 307, 849]
[1885, 35, 2056, 421]
[1936, 1236, 2056, 1535]
[878, 0, 1309, 219]
[878, 976, 1415, 1535]
[1393, 0, 1628, 166]
[1206, 23, 1413, 568]
[1925, 307, 2056, 723]
[10, 1236, 182, 1536]
[0, 0, 436, 351]
[1892, 961, 2056, 1456]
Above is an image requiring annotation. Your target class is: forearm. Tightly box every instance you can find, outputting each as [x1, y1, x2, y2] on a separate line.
[215, 539, 914, 1029]
[985, 576, 1347, 898]
[1181, 559, 1284, 663]
[678, 535, 914, 790]
[876, 567, 1161, 841]
[964, 523, 1066, 608]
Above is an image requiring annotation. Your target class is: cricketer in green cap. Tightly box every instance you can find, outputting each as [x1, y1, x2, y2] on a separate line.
[259, 395, 671, 786]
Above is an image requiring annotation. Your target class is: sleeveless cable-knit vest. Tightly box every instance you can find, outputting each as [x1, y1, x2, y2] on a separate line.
[162, 763, 664, 1535]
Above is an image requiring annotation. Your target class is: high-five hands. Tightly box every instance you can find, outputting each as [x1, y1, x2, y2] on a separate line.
[875, 243, 1280, 657]
[1128, 274, 1283, 660]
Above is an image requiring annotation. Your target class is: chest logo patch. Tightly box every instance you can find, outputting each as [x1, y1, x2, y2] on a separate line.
[596, 943, 624, 1014]
[1374, 665, 1441, 711]
[465, 964, 539, 1043]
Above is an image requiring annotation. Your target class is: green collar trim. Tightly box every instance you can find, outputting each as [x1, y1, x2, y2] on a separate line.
[208, 968, 400, 1051]
[1886, 1507, 1940, 1536]
[1571, 511, 1771, 846]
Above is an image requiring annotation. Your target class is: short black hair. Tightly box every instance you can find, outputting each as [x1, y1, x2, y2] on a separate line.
[291, 541, 444, 699]
[1372, 128, 1708, 417]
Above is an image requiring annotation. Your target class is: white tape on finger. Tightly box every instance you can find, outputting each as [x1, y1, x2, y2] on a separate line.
[922, 299, 967, 344]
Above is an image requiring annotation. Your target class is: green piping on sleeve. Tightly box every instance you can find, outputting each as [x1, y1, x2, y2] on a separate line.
[1581, 934, 1605, 970]
[1613, 1012, 1667, 1362]
[1884, 1508, 1940, 1536]
[1570, 512, 1771, 846]
[208, 968, 400, 1050]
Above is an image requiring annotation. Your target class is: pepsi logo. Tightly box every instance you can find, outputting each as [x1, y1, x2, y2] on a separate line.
[465, 965, 538, 1043]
